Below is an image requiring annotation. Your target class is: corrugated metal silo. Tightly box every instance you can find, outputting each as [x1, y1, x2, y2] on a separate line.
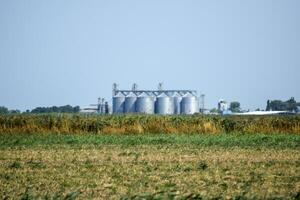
[124, 92, 137, 113]
[112, 92, 125, 113]
[181, 94, 199, 115]
[165, 91, 173, 97]
[172, 93, 182, 114]
[104, 102, 109, 114]
[136, 92, 155, 114]
[155, 93, 174, 115]
[100, 104, 105, 114]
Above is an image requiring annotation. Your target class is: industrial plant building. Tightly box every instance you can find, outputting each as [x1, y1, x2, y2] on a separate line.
[112, 83, 200, 115]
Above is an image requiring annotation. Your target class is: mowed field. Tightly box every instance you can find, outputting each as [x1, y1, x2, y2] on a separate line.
[0, 134, 300, 199]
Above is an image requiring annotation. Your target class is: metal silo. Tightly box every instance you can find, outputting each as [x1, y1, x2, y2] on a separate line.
[124, 92, 137, 113]
[112, 92, 125, 113]
[136, 92, 155, 114]
[181, 94, 199, 115]
[172, 93, 182, 114]
[155, 93, 174, 115]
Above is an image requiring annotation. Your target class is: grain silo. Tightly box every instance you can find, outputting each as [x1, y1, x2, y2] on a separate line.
[155, 93, 174, 115]
[172, 92, 182, 114]
[112, 92, 125, 113]
[181, 93, 199, 114]
[124, 92, 137, 113]
[112, 83, 202, 115]
[136, 92, 155, 114]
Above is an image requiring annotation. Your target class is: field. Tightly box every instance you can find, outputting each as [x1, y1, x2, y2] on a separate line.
[0, 115, 300, 199]
[1, 114, 300, 134]
[0, 133, 300, 199]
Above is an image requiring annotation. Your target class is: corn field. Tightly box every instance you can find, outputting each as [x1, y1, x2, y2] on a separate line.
[0, 114, 300, 134]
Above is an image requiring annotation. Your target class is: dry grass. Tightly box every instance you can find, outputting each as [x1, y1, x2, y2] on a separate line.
[1, 114, 300, 135]
[1, 145, 299, 199]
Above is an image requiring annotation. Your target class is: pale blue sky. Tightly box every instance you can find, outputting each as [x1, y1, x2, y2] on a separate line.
[0, 0, 299, 111]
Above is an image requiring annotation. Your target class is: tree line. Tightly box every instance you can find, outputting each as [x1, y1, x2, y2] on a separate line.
[0, 105, 80, 114]
[266, 97, 300, 112]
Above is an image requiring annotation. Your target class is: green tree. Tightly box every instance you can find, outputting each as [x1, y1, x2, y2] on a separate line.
[0, 106, 9, 114]
[269, 100, 284, 111]
[73, 106, 80, 113]
[9, 110, 20, 114]
[229, 102, 241, 113]
[31, 105, 81, 113]
[267, 97, 298, 111]
[285, 97, 297, 112]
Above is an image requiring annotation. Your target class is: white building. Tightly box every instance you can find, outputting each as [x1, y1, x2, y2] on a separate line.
[218, 99, 229, 112]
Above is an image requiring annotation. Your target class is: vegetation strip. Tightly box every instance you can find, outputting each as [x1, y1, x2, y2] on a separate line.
[1, 114, 300, 134]
[0, 133, 299, 149]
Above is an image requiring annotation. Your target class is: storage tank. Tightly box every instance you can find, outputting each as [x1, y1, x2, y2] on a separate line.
[136, 92, 155, 114]
[100, 104, 105, 114]
[104, 102, 109, 114]
[172, 93, 182, 114]
[112, 93, 125, 113]
[124, 92, 137, 113]
[181, 94, 199, 115]
[155, 93, 174, 115]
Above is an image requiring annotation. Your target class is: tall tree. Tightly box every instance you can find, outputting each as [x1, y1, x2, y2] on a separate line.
[229, 102, 241, 113]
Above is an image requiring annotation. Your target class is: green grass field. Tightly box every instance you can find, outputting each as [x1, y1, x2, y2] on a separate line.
[0, 133, 299, 199]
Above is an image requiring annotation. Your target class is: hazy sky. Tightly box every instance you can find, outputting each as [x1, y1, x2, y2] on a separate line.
[0, 0, 299, 111]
